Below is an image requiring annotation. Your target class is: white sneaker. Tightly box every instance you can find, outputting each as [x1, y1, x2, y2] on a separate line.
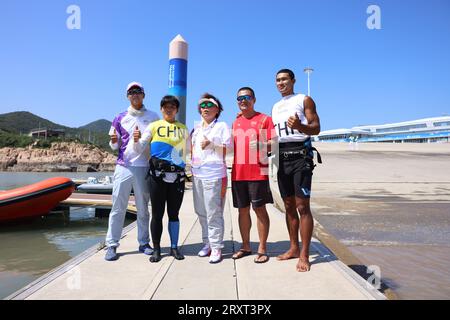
[209, 249, 222, 264]
[198, 244, 211, 257]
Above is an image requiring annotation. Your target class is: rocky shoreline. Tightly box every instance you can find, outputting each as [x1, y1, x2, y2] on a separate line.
[0, 142, 116, 172]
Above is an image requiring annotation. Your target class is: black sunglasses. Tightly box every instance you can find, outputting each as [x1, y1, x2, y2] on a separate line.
[128, 88, 144, 95]
[237, 95, 253, 102]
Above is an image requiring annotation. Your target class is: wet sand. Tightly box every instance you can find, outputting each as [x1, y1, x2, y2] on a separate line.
[310, 142, 450, 299]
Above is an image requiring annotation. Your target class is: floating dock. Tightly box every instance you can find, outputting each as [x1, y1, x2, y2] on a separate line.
[6, 181, 386, 300]
[58, 193, 137, 214]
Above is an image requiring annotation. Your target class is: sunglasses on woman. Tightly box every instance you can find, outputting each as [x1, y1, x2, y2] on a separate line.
[199, 102, 217, 108]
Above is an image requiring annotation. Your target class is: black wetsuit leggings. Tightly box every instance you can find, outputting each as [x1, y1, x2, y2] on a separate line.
[148, 173, 185, 248]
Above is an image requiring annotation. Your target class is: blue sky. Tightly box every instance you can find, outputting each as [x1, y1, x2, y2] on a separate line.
[1, 0, 449, 131]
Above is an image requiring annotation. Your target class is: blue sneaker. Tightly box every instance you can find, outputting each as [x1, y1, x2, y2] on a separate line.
[105, 247, 118, 261]
[138, 244, 154, 255]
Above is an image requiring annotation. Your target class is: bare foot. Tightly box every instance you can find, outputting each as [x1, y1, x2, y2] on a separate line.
[296, 257, 311, 272]
[276, 249, 300, 261]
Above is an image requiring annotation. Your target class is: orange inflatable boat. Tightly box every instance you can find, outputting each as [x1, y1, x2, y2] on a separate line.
[0, 177, 75, 222]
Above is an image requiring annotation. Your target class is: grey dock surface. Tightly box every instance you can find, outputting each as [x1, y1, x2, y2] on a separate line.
[7, 183, 385, 300]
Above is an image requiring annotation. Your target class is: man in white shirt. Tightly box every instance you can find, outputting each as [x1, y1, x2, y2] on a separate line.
[272, 69, 321, 272]
[105, 82, 159, 261]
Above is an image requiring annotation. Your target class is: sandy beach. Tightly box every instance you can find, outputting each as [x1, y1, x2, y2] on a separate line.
[309, 142, 450, 299]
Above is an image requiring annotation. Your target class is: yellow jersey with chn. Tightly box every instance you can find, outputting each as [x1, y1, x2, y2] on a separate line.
[148, 119, 188, 168]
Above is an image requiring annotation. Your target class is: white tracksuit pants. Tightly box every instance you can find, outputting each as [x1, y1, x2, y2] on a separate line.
[192, 177, 225, 250]
[105, 165, 150, 248]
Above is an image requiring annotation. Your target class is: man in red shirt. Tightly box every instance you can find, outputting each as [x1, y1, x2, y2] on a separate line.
[231, 87, 275, 263]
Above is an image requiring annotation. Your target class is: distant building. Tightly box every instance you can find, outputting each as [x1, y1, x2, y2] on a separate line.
[29, 128, 65, 139]
[314, 116, 450, 143]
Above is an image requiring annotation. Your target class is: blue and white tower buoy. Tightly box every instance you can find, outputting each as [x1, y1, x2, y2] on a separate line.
[168, 34, 188, 124]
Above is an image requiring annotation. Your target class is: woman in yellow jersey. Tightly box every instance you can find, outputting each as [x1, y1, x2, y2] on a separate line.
[127, 95, 188, 263]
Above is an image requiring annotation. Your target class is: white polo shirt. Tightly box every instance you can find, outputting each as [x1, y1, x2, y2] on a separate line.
[190, 120, 231, 180]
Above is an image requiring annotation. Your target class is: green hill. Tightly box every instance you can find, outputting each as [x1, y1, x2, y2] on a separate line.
[0, 111, 72, 134]
[78, 119, 112, 133]
[0, 111, 112, 150]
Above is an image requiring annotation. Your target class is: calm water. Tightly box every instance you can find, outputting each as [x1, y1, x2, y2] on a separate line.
[313, 198, 450, 300]
[0, 172, 135, 299]
[349, 244, 450, 300]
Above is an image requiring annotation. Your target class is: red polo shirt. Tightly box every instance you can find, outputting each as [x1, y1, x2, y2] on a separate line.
[232, 112, 274, 181]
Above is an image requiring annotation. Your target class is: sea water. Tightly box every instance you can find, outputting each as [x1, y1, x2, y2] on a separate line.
[313, 197, 450, 300]
[0, 172, 135, 299]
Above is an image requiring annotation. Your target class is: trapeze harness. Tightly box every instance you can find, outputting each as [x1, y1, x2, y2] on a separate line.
[148, 157, 187, 184]
[278, 138, 322, 171]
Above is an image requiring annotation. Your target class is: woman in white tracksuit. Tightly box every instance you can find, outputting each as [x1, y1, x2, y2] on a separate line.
[190, 93, 231, 264]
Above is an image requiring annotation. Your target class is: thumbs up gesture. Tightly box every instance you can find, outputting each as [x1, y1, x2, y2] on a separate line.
[287, 112, 301, 130]
[110, 128, 118, 144]
[201, 135, 211, 150]
[133, 125, 141, 143]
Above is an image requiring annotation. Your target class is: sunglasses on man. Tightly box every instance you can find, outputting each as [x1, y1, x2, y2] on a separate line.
[128, 88, 144, 95]
[237, 95, 253, 102]
[199, 101, 217, 109]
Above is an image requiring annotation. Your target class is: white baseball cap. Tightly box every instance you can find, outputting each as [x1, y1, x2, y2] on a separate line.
[126, 81, 144, 93]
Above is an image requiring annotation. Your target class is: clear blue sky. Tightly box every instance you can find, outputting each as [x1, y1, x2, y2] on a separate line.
[1, 0, 449, 131]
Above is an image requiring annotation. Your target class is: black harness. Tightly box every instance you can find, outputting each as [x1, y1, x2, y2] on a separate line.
[148, 157, 186, 183]
[278, 139, 322, 164]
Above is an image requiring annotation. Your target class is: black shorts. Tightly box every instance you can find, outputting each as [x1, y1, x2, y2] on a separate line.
[277, 156, 314, 199]
[232, 180, 274, 209]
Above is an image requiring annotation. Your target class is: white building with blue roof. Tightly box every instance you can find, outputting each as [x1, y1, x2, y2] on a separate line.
[315, 116, 450, 143]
